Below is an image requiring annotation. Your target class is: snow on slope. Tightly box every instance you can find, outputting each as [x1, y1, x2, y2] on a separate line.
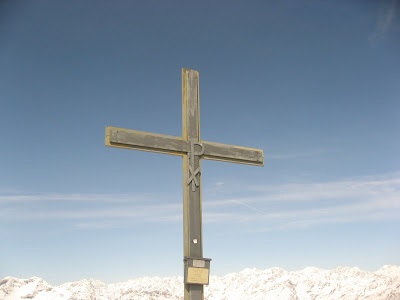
[1, 265, 399, 300]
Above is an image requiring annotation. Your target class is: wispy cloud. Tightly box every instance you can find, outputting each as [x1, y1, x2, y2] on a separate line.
[1, 173, 399, 230]
[2, 202, 181, 221]
[203, 172, 400, 230]
[0, 192, 162, 203]
[0, 191, 183, 229]
[246, 175, 400, 203]
[369, 0, 398, 43]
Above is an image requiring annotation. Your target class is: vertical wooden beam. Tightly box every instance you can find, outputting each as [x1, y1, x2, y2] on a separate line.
[182, 68, 203, 300]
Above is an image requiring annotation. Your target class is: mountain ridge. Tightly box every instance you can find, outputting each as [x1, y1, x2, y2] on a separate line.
[1, 265, 399, 299]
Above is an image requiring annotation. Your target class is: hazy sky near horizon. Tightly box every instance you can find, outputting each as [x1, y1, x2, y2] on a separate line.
[1, 0, 399, 285]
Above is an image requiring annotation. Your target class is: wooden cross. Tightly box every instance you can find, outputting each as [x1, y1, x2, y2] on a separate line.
[105, 68, 264, 300]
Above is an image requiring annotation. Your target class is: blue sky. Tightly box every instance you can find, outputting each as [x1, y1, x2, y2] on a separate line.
[1, 0, 399, 285]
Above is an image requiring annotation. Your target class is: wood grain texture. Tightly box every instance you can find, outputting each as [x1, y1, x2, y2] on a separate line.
[107, 127, 188, 155]
[202, 141, 264, 166]
[106, 127, 264, 166]
[182, 68, 203, 300]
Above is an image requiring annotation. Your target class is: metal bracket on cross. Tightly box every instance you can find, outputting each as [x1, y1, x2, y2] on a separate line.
[187, 140, 205, 191]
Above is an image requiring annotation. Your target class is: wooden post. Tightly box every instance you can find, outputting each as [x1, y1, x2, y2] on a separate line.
[182, 69, 203, 300]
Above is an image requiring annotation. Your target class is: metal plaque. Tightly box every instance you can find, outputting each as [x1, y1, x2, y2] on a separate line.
[193, 260, 206, 268]
[187, 267, 209, 285]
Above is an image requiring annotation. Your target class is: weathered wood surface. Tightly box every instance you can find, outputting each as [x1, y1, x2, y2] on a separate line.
[106, 127, 189, 155]
[182, 69, 203, 300]
[106, 127, 264, 166]
[202, 141, 264, 166]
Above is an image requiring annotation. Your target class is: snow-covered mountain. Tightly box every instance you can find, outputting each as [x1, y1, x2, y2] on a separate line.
[1, 265, 399, 300]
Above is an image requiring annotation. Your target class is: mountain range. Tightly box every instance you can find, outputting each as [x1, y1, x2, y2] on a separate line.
[1, 265, 399, 299]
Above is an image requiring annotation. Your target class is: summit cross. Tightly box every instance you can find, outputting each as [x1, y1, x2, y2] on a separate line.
[105, 68, 264, 300]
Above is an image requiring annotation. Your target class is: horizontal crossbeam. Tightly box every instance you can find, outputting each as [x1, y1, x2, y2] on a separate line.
[105, 126, 264, 166]
[106, 127, 189, 156]
[201, 140, 264, 166]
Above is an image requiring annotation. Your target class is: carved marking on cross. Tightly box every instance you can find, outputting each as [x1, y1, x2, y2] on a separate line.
[188, 140, 205, 191]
